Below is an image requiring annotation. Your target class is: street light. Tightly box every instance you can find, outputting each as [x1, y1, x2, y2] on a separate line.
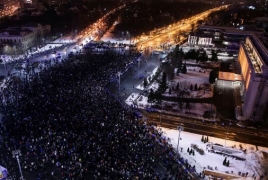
[225, 122, 231, 147]
[117, 72, 121, 92]
[159, 103, 163, 124]
[12, 150, 24, 180]
[177, 125, 184, 153]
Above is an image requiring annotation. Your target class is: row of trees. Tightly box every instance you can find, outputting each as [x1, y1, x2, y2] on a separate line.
[184, 49, 218, 62]
[147, 71, 168, 104]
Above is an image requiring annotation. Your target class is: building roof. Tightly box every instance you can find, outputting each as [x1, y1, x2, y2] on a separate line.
[0, 27, 33, 37]
[250, 33, 268, 66]
[198, 25, 252, 35]
[23, 22, 40, 28]
[218, 71, 242, 81]
[255, 17, 268, 22]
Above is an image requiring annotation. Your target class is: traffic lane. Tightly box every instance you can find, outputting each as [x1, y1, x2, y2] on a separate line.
[0, 43, 77, 77]
[214, 80, 236, 119]
[138, 12, 215, 48]
[107, 54, 161, 96]
[147, 112, 266, 136]
[146, 113, 268, 147]
[150, 111, 268, 137]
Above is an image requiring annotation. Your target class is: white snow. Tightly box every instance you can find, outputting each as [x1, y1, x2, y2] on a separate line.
[135, 66, 214, 99]
[159, 127, 268, 179]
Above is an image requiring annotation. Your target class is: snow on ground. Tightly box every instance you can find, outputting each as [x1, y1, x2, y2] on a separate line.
[136, 66, 213, 99]
[125, 92, 217, 118]
[160, 127, 268, 179]
[125, 93, 148, 108]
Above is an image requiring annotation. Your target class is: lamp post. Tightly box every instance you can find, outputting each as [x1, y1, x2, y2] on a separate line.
[159, 103, 163, 124]
[12, 150, 24, 180]
[225, 122, 231, 147]
[177, 126, 184, 153]
[118, 72, 121, 92]
[13, 45, 17, 57]
[138, 58, 140, 70]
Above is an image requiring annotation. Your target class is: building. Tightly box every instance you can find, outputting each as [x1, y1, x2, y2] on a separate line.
[195, 25, 268, 121]
[187, 32, 213, 47]
[0, 22, 51, 54]
[237, 33, 268, 121]
[198, 25, 252, 49]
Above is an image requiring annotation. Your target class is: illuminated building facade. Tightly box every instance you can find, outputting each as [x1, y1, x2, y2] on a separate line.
[187, 33, 213, 47]
[238, 34, 268, 121]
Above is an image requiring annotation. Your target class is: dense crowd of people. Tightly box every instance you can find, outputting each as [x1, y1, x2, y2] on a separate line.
[0, 50, 195, 180]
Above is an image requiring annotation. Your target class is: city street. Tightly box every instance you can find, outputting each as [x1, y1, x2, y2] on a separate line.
[214, 80, 236, 119]
[136, 6, 227, 50]
[106, 53, 166, 99]
[144, 111, 268, 147]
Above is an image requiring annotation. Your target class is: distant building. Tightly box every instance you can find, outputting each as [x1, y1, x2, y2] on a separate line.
[0, 4, 4, 17]
[238, 33, 268, 121]
[187, 32, 213, 47]
[198, 25, 252, 50]
[0, 23, 51, 53]
[197, 25, 268, 121]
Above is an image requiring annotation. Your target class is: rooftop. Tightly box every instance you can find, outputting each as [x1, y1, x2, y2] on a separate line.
[198, 25, 252, 35]
[218, 71, 242, 81]
[250, 33, 268, 66]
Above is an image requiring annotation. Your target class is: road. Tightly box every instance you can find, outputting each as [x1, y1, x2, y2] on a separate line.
[144, 111, 268, 147]
[136, 5, 228, 50]
[106, 53, 166, 99]
[0, 43, 78, 76]
[213, 80, 236, 119]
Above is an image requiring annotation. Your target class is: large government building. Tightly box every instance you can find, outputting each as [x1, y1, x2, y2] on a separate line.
[238, 33, 268, 121]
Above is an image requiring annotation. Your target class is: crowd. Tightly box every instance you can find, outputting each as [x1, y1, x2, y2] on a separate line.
[0, 49, 195, 180]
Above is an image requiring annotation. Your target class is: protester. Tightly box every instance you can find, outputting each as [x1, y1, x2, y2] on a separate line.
[0, 49, 192, 180]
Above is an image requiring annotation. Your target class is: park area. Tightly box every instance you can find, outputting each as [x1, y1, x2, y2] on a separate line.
[136, 65, 214, 99]
[160, 127, 268, 180]
[127, 63, 216, 118]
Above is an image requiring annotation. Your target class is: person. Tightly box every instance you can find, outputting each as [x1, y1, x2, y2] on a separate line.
[0, 49, 192, 180]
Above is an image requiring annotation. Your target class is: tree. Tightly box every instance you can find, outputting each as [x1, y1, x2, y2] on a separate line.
[190, 84, 193, 91]
[176, 82, 180, 90]
[154, 91, 162, 104]
[162, 62, 175, 80]
[201, 135, 204, 142]
[158, 72, 168, 94]
[209, 68, 218, 84]
[181, 64, 187, 74]
[170, 45, 184, 74]
[143, 78, 148, 88]
[187, 147, 190, 153]
[147, 89, 156, 104]
[196, 49, 208, 62]
[194, 83, 198, 91]
[186, 102, 190, 110]
[206, 136, 209, 143]
[184, 49, 197, 60]
[226, 160, 230, 167]
[192, 150, 195, 156]
[211, 49, 218, 62]
[223, 157, 227, 166]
